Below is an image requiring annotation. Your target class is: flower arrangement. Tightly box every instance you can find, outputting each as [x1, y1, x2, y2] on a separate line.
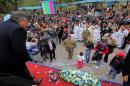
[48, 71, 59, 82]
[60, 69, 100, 86]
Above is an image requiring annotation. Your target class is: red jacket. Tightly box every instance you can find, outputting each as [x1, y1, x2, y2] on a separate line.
[94, 44, 108, 55]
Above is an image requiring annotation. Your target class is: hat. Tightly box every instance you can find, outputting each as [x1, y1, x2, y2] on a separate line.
[116, 51, 125, 58]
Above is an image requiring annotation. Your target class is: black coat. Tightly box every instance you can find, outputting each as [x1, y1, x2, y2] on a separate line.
[122, 49, 130, 83]
[0, 19, 31, 80]
[45, 41, 56, 52]
[58, 29, 63, 37]
[110, 56, 124, 74]
[0, 73, 31, 86]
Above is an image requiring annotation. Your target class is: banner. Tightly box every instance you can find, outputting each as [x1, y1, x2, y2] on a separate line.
[42, 1, 55, 14]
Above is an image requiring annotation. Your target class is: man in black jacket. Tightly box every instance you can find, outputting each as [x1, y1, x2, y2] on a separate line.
[0, 13, 32, 82]
[122, 49, 130, 86]
[45, 38, 56, 62]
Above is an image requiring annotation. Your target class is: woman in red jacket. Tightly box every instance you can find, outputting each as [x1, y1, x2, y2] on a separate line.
[92, 40, 108, 65]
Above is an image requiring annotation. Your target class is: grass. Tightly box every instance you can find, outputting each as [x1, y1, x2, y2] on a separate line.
[19, 0, 40, 7]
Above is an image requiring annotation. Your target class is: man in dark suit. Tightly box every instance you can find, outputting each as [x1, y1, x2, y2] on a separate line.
[122, 49, 130, 86]
[45, 38, 56, 62]
[57, 26, 63, 43]
[0, 13, 32, 83]
[0, 73, 31, 86]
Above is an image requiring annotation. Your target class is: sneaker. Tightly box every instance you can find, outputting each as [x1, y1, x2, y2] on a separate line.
[93, 61, 97, 63]
[95, 66, 99, 69]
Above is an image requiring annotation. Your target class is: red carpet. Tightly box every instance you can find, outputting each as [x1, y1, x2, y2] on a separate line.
[100, 80, 121, 86]
[26, 62, 73, 86]
[26, 62, 122, 86]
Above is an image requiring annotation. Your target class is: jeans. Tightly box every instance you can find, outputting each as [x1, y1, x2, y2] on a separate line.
[109, 66, 117, 79]
[86, 48, 91, 63]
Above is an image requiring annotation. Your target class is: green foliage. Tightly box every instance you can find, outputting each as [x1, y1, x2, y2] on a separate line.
[60, 0, 80, 3]
[0, 0, 80, 13]
[0, 0, 22, 13]
[19, 0, 40, 6]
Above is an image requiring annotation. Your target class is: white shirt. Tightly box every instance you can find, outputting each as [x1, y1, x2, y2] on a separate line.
[77, 55, 85, 61]
[118, 29, 126, 37]
[88, 25, 94, 34]
[48, 41, 53, 50]
[123, 29, 129, 37]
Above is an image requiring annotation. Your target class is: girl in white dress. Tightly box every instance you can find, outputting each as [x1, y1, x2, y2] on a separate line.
[76, 52, 85, 69]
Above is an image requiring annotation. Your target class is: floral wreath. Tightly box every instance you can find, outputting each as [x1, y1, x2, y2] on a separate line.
[48, 71, 59, 82]
[60, 69, 100, 86]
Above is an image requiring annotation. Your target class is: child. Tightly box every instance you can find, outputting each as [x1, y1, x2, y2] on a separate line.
[31, 38, 39, 55]
[76, 52, 85, 69]
[109, 51, 125, 79]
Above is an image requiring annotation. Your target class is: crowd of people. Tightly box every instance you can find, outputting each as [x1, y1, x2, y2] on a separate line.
[0, 5, 130, 86]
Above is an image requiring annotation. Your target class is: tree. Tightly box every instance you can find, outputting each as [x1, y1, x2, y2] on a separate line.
[0, 0, 8, 13]
[19, 0, 40, 7]
[57, 0, 80, 3]
[0, 0, 22, 13]
[7, 0, 22, 10]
